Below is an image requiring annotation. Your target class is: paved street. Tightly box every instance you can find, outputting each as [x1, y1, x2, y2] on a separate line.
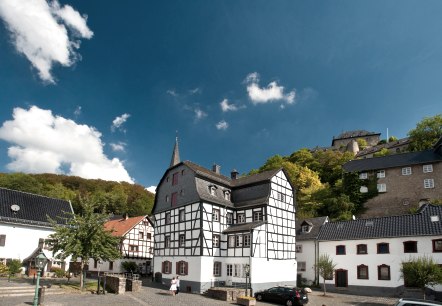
[0, 277, 399, 306]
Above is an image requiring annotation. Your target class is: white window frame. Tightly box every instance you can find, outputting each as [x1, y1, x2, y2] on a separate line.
[226, 264, 233, 276]
[237, 214, 245, 223]
[179, 209, 185, 222]
[253, 211, 262, 221]
[423, 164, 433, 173]
[224, 191, 231, 201]
[359, 172, 368, 179]
[297, 261, 306, 272]
[235, 235, 242, 247]
[377, 183, 387, 192]
[228, 236, 235, 248]
[244, 234, 251, 247]
[179, 234, 185, 247]
[213, 262, 221, 276]
[277, 192, 286, 202]
[301, 225, 309, 233]
[165, 236, 171, 248]
[226, 212, 233, 224]
[402, 167, 412, 175]
[424, 179, 435, 189]
[234, 264, 241, 277]
[213, 234, 220, 248]
[377, 170, 385, 178]
[213, 209, 220, 222]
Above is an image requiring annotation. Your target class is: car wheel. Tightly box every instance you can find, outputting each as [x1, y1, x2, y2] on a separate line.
[285, 299, 294, 306]
[256, 294, 263, 301]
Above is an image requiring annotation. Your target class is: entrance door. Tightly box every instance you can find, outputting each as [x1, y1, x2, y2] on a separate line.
[335, 269, 348, 287]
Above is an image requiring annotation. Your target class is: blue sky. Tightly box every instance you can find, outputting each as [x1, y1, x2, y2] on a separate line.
[0, 1, 441, 190]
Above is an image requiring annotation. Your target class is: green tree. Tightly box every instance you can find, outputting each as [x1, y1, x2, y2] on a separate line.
[7, 259, 22, 276]
[408, 114, 442, 151]
[0, 173, 43, 194]
[48, 198, 121, 290]
[356, 138, 368, 149]
[121, 261, 138, 273]
[401, 256, 442, 300]
[373, 148, 390, 157]
[316, 254, 336, 295]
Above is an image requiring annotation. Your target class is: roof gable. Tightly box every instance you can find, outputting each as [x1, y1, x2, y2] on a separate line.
[104, 215, 150, 237]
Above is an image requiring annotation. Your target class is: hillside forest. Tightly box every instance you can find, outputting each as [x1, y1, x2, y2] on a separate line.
[0, 114, 440, 220]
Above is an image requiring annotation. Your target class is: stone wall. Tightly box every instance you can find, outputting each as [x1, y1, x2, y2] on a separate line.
[126, 279, 142, 292]
[206, 288, 246, 302]
[105, 275, 126, 294]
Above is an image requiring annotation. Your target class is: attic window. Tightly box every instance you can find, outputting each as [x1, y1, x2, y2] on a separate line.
[431, 216, 439, 222]
[224, 190, 231, 201]
[209, 185, 217, 196]
[301, 225, 310, 233]
[365, 221, 374, 227]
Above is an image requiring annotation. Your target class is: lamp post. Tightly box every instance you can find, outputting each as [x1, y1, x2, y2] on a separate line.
[244, 264, 250, 297]
[33, 251, 48, 306]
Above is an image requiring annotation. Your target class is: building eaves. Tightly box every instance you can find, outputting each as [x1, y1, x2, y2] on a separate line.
[223, 221, 266, 234]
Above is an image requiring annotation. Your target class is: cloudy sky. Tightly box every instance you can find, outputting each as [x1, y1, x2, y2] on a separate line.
[0, 0, 441, 190]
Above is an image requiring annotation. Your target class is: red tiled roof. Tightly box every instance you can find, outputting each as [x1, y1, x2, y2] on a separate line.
[104, 215, 146, 237]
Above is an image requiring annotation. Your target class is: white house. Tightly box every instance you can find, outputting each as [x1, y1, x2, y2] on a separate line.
[295, 216, 328, 286]
[152, 139, 297, 293]
[0, 187, 74, 275]
[87, 214, 154, 275]
[317, 204, 442, 296]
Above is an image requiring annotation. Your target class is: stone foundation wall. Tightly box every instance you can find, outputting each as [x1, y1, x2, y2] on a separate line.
[105, 275, 126, 294]
[207, 288, 246, 302]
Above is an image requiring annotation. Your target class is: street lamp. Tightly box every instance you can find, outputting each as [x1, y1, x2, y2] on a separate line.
[33, 251, 48, 306]
[244, 264, 250, 297]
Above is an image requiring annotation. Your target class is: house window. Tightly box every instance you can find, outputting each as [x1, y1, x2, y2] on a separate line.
[179, 234, 185, 247]
[237, 214, 245, 223]
[402, 167, 412, 175]
[378, 264, 390, 280]
[357, 265, 369, 279]
[359, 172, 368, 179]
[165, 212, 171, 224]
[172, 172, 179, 185]
[301, 225, 310, 233]
[226, 212, 233, 224]
[94, 259, 98, 269]
[377, 183, 387, 193]
[235, 235, 243, 247]
[171, 192, 178, 206]
[377, 243, 389, 254]
[109, 261, 114, 271]
[336, 245, 346, 255]
[209, 185, 217, 196]
[129, 245, 139, 252]
[165, 236, 171, 248]
[297, 262, 306, 272]
[146, 233, 152, 240]
[377, 170, 385, 178]
[403, 241, 417, 253]
[179, 209, 185, 222]
[253, 211, 263, 221]
[213, 209, 220, 222]
[213, 262, 221, 276]
[234, 264, 241, 277]
[423, 164, 433, 173]
[165, 195, 169, 202]
[181, 169, 185, 176]
[277, 192, 286, 202]
[177, 261, 188, 275]
[296, 245, 303, 253]
[139, 232, 144, 240]
[224, 191, 230, 201]
[0, 235, 5, 247]
[244, 234, 251, 247]
[424, 179, 435, 189]
[162, 261, 172, 274]
[213, 235, 220, 248]
[357, 244, 367, 254]
[227, 264, 233, 276]
[433, 239, 442, 252]
[228, 236, 235, 248]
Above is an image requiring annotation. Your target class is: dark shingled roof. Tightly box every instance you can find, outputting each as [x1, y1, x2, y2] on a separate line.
[223, 221, 266, 233]
[0, 187, 74, 227]
[343, 149, 442, 172]
[334, 130, 380, 140]
[317, 204, 442, 241]
[296, 216, 328, 241]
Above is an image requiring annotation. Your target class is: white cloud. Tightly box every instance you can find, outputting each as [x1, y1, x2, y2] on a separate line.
[74, 105, 81, 116]
[220, 99, 238, 112]
[146, 186, 156, 194]
[167, 89, 178, 97]
[110, 142, 126, 152]
[189, 87, 201, 95]
[216, 120, 229, 130]
[244, 72, 296, 105]
[0, 0, 93, 83]
[194, 108, 207, 121]
[0, 106, 133, 183]
[111, 113, 130, 132]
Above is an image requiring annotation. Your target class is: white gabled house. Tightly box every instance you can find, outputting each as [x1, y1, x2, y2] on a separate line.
[152, 139, 297, 293]
[0, 187, 74, 275]
[317, 204, 442, 296]
[87, 214, 154, 275]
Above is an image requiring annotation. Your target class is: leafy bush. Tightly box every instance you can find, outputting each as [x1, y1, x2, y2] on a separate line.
[121, 261, 138, 273]
[51, 267, 66, 278]
[7, 259, 22, 275]
[0, 263, 9, 276]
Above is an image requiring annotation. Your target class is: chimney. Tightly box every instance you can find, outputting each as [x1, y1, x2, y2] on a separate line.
[124, 213, 129, 220]
[212, 164, 221, 174]
[231, 169, 239, 180]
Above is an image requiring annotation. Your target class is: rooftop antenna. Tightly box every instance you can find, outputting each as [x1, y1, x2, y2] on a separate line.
[387, 128, 389, 143]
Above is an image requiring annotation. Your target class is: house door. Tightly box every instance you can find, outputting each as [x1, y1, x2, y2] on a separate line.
[335, 269, 348, 287]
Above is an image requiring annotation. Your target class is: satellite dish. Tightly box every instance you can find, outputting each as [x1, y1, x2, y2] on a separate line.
[10, 204, 20, 212]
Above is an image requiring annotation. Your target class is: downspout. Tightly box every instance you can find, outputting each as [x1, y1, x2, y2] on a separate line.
[249, 229, 253, 297]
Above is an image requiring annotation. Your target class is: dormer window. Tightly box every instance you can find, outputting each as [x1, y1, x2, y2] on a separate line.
[224, 190, 231, 201]
[209, 185, 217, 196]
[301, 225, 310, 233]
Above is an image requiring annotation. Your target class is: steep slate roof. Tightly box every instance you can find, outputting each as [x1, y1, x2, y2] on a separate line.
[223, 221, 266, 234]
[343, 149, 442, 172]
[317, 204, 442, 241]
[296, 216, 328, 241]
[0, 187, 73, 227]
[104, 215, 149, 237]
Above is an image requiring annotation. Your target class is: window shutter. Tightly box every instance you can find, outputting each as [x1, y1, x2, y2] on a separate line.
[0, 235, 5, 247]
[176, 262, 179, 274]
[184, 262, 188, 275]
[161, 261, 165, 273]
[168, 261, 172, 274]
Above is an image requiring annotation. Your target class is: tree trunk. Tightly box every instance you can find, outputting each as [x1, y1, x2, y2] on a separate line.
[80, 260, 85, 291]
[323, 278, 327, 296]
[423, 288, 426, 300]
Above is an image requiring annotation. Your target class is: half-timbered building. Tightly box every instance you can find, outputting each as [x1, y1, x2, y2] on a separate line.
[87, 215, 154, 275]
[152, 139, 297, 293]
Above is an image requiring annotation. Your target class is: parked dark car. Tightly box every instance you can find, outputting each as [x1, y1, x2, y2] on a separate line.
[254, 286, 308, 306]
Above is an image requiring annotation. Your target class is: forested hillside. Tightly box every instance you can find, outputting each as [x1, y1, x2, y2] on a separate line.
[0, 172, 155, 216]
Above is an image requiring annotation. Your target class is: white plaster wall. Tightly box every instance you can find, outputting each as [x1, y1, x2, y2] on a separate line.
[251, 257, 297, 286]
[319, 235, 442, 288]
[296, 240, 317, 284]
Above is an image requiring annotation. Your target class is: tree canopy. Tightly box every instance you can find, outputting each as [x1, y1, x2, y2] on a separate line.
[401, 256, 442, 299]
[316, 254, 337, 295]
[408, 114, 442, 151]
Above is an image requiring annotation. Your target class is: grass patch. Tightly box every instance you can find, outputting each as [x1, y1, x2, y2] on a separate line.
[60, 281, 97, 292]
